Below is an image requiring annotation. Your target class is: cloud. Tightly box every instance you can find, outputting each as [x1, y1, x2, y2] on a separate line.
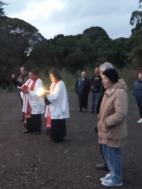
[5, 0, 137, 39]
[8, 0, 66, 22]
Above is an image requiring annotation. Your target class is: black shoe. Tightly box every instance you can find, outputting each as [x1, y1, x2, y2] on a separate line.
[34, 131, 41, 135]
[90, 110, 95, 114]
[45, 128, 50, 136]
[96, 163, 109, 171]
[23, 130, 31, 134]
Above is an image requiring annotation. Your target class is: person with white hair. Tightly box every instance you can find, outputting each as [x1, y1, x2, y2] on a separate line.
[75, 70, 90, 112]
[99, 62, 114, 74]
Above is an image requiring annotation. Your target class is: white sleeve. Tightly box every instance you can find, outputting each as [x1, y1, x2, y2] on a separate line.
[29, 79, 44, 97]
[47, 82, 63, 103]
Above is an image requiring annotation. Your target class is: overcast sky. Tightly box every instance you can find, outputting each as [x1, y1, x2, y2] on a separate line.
[5, 0, 138, 39]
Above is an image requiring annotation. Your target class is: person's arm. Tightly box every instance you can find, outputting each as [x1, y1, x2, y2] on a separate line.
[75, 79, 79, 94]
[47, 82, 63, 103]
[43, 96, 51, 105]
[105, 90, 128, 127]
[29, 79, 43, 97]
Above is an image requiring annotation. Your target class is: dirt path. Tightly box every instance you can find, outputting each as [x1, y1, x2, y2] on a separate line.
[0, 92, 142, 189]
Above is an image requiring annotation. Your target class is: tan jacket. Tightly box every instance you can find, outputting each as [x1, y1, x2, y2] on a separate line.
[97, 79, 128, 147]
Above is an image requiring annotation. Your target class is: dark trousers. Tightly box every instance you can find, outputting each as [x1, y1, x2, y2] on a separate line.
[51, 119, 66, 142]
[26, 114, 42, 132]
[91, 92, 101, 112]
[135, 96, 142, 117]
[78, 94, 89, 111]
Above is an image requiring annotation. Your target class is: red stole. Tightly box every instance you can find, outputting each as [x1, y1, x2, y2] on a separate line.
[45, 81, 59, 128]
[23, 79, 38, 118]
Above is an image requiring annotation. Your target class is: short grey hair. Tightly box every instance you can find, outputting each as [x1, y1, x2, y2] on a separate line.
[99, 62, 114, 72]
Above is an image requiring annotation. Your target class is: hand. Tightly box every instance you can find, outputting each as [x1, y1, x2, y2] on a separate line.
[21, 85, 29, 93]
[36, 88, 49, 97]
[97, 120, 102, 127]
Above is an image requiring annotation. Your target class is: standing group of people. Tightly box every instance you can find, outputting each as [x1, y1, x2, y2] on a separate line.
[75, 67, 102, 113]
[14, 67, 69, 143]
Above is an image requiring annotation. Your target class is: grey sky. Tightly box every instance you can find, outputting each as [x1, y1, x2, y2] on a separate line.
[5, 0, 138, 39]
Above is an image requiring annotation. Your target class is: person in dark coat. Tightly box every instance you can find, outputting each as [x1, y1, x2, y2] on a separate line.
[75, 71, 90, 112]
[133, 71, 142, 124]
[90, 67, 102, 113]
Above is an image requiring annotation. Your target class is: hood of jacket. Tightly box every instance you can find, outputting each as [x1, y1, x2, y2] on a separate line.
[105, 78, 128, 96]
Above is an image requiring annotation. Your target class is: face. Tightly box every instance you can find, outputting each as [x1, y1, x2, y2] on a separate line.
[102, 75, 113, 89]
[20, 66, 25, 74]
[81, 71, 87, 78]
[50, 73, 57, 82]
[138, 72, 142, 80]
[28, 72, 37, 80]
[94, 67, 100, 75]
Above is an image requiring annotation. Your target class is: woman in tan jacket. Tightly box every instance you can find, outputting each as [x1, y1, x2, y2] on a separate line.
[97, 68, 128, 187]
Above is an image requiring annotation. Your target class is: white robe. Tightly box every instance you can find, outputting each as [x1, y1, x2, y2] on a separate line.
[22, 78, 45, 115]
[45, 81, 69, 119]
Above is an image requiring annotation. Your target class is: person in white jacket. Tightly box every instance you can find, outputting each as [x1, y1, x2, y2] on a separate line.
[44, 69, 69, 142]
[21, 70, 45, 134]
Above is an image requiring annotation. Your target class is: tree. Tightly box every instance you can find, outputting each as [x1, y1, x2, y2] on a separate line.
[130, 0, 142, 27]
[0, 1, 5, 17]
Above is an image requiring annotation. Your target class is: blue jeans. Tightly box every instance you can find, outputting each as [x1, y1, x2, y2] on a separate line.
[101, 144, 123, 183]
[91, 92, 101, 112]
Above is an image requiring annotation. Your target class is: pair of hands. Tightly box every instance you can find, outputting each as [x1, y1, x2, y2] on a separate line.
[20, 85, 29, 94]
[36, 89, 50, 97]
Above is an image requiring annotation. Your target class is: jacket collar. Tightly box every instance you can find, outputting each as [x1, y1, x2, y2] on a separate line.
[105, 88, 115, 96]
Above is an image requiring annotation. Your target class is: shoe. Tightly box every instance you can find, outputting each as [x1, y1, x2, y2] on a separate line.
[45, 128, 50, 136]
[23, 130, 31, 134]
[34, 132, 41, 135]
[96, 163, 109, 171]
[137, 118, 142, 123]
[90, 111, 94, 114]
[101, 178, 123, 187]
[100, 173, 111, 182]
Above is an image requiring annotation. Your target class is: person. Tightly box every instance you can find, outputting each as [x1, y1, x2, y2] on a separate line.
[133, 71, 142, 124]
[75, 71, 90, 112]
[11, 73, 18, 90]
[21, 70, 45, 134]
[97, 68, 128, 187]
[90, 67, 102, 113]
[16, 66, 28, 87]
[43, 69, 69, 142]
[95, 62, 114, 171]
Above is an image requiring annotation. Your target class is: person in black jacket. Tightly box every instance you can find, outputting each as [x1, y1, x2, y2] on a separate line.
[90, 67, 102, 113]
[75, 71, 90, 112]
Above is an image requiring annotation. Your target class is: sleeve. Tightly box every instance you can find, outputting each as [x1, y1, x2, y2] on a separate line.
[29, 79, 43, 97]
[44, 96, 51, 105]
[47, 82, 63, 103]
[75, 79, 79, 94]
[105, 90, 128, 127]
